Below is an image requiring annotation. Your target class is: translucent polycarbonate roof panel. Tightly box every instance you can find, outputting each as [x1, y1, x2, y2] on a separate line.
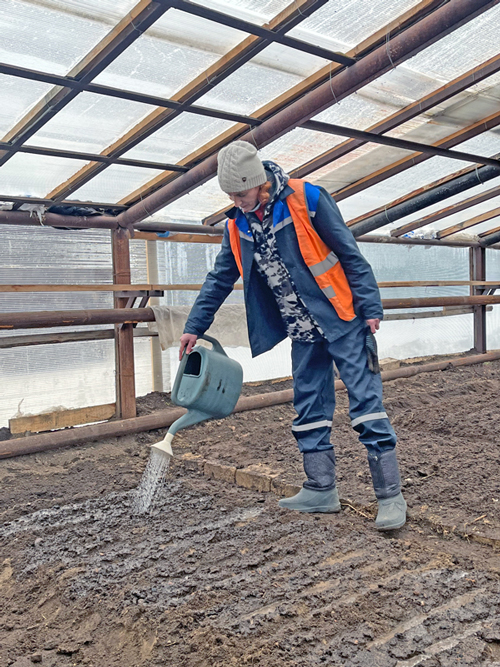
[403, 4, 500, 84]
[195, 45, 311, 115]
[287, 0, 423, 51]
[150, 177, 231, 223]
[187, 0, 294, 25]
[467, 69, 500, 97]
[312, 143, 415, 192]
[0, 74, 52, 138]
[349, 6, 500, 117]
[123, 113, 235, 164]
[93, 9, 247, 101]
[27, 92, 156, 154]
[0, 153, 88, 197]
[313, 92, 405, 129]
[67, 164, 166, 204]
[355, 67, 442, 114]
[259, 128, 345, 172]
[0, 0, 137, 76]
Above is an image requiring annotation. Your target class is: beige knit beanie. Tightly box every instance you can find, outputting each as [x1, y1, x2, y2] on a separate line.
[217, 141, 267, 194]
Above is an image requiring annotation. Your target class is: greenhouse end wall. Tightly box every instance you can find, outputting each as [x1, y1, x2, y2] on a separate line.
[0, 227, 498, 428]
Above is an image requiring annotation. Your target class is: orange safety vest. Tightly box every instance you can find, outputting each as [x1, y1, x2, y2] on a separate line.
[227, 179, 356, 322]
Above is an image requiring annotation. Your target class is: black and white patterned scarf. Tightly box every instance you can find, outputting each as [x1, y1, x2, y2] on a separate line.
[246, 161, 324, 342]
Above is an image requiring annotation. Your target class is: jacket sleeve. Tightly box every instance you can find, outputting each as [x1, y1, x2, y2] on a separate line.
[310, 185, 383, 321]
[183, 223, 242, 336]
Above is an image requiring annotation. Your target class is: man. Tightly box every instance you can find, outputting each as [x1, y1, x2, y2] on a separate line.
[179, 140, 406, 531]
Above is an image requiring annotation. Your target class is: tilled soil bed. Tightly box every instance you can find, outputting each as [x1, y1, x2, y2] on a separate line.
[1, 358, 500, 666]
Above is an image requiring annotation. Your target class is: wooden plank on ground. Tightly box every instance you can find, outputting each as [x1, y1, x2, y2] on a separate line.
[9, 403, 116, 434]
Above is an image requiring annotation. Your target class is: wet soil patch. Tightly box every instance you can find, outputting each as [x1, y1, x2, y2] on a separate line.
[1, 359, 500, 666]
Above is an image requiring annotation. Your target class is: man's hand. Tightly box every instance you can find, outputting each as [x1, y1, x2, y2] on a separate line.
[366, 318, 380, 334]
[179, 333, 198, 360]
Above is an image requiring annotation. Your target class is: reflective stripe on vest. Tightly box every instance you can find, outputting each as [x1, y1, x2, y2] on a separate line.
[227, 179, 356, 322]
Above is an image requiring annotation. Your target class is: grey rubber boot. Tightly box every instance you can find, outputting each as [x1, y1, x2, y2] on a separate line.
[368, 449, 407, 531]
[279, 450, 341, 513]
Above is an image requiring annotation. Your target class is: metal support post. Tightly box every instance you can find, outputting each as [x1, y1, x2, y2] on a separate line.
[146, 240, 164, 392]
[112, 229, 137, 419]
[470, 246, 487, 354]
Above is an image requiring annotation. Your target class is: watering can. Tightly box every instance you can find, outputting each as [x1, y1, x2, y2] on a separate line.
[152, 335, 243, 457]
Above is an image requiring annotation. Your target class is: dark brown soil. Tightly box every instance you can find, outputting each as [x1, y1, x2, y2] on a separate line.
[1, 359, 500, 666]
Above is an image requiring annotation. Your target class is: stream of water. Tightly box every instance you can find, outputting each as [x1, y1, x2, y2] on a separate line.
[132, 449, 171, 514]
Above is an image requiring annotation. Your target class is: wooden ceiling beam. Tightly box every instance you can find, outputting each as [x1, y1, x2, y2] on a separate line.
[391, 183, 500, 237]
[437, 205, 500, 238]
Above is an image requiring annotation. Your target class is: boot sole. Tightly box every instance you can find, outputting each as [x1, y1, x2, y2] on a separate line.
[376, 518, 406, 531]
[278, 504, 341, 513]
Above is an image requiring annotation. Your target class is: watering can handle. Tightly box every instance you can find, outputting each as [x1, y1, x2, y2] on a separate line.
[199, 334, 227, 357]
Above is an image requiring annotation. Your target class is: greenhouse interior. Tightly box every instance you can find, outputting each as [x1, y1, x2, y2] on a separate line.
[1, 0, 500, 665]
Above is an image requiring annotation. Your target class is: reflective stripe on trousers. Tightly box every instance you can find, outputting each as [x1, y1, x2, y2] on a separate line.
[291, 319, 397, 454]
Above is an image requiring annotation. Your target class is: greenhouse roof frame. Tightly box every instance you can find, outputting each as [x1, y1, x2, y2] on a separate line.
[0, 0, 500, 243]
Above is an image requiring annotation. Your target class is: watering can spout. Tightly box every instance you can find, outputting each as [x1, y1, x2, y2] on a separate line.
[151, 432, 174, 458]
[151, 409, 211, 457]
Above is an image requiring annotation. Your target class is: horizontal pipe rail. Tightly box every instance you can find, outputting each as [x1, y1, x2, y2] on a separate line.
[2, 349, 500, 459]
[0, 308, 155, 330]
[2, 295, 500, 330]
[0, 281, 498, 293]
[2, 212, 500, 250]
[0, 283, 242, 292]
[1, 308, 483, 349]
[0, 210, 118, 230]
[0, 328, 153, 349]
[382, 295, 500, 308]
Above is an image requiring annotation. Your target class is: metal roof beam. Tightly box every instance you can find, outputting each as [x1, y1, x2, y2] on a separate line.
[163, 0, 355, 65]
[117, 0, 498, 228]
[0, 62, 263, 127]
[0, 141, 188, 172]
[303, 119, 500, 168]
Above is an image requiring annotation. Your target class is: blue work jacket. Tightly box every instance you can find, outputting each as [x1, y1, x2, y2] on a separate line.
[184, 182, 383, 357]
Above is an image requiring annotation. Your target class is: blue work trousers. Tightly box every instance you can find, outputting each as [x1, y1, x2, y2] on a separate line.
[291, 321, 397, 455]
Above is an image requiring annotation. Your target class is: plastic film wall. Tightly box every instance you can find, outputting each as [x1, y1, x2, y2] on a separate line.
[0, 227, 495, 428]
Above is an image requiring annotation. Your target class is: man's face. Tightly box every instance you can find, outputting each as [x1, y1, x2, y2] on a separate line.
[228, 186, 260, 212]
